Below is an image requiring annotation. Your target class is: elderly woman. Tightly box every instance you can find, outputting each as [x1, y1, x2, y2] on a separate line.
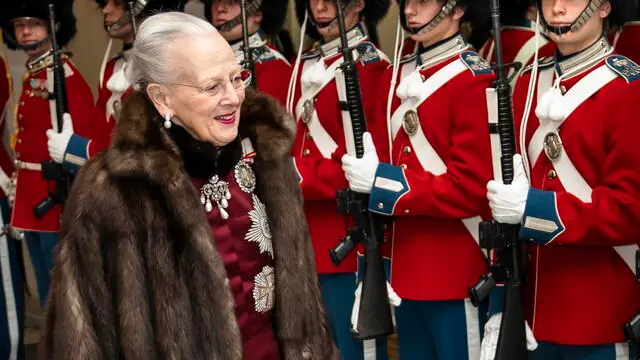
[38, 12, 337, 360]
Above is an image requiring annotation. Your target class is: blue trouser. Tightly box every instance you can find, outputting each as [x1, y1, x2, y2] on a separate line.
[0, 199, 24, 360]
[319, 273, 389, 360]
[395, 298, 488, 360]
[24, 231, 57, 308]
[529, 341, 632, 360]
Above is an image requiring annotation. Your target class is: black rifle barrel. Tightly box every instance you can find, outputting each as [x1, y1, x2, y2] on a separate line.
[241, 0, 257, 89]
[127, 1, 138, 35]
[48, 4, 68, 129]
[489, 0, 527, 359]
[332, 0, 393, 340]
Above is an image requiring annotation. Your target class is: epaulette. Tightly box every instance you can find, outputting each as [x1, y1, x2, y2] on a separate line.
[301, 43, 321, 60]
[605, 55, 640, 83]
[356, 41, 382, 65]
[460, 51, 492, 76]
[522, 57, 554, 74]
[399, 53, 417, 65]
[252, 46, 277, 63]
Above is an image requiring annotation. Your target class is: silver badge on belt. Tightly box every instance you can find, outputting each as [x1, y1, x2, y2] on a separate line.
[543, 131, 563, 161]
[403, 110, 419, 137]
[302, 99, 314, 124]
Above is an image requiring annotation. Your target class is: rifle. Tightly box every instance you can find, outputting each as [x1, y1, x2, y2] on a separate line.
[468, 0, 528, 359]
[328, 0, 394, 340]
[624, 250, 640, 360]
[34, 4, 71, 219]
[240, 0, 257, 89]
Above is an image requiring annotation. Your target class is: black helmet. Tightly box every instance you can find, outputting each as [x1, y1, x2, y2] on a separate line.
[204, 0, 288, 37]
[535, 0, 639, 34]
[1, 0, 77, 50]
[294, 0, 391, 40]
[397, 0, 490, 37]
[92, 0, 187, 33]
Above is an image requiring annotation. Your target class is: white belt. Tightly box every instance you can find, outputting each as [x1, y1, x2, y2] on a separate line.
[15, 161, 42, 171]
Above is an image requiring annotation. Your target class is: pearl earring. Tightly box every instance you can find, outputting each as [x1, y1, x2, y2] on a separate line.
[163, 113, 172, 129]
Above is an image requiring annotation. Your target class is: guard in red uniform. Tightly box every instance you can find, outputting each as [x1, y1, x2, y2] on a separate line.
[46, 0, 186, 173]
[205, 0, 291, 105]
[487, 0, 640, 359]
[341, 0, 497, 359]
[0, 52, 24, 360]
[610, 7, 640, 63]
[478, 0, 556, 87]
[1, 0, 95, 308]
[287, 0, 391, 358]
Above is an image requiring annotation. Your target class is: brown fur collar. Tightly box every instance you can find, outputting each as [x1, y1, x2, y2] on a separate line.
[38, 90, 337, 360]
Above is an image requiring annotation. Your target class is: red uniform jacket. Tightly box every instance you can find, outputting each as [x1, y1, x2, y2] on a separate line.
[610, 22, 640, 64]
[289, 23, 390, 274]
[513, 37, 640, 345]
[11, 52, 94, 232]
[367, 33, 494, 300]
[479, 25, 556, 66]
[0, 57, 14, 199]
[62, 51, 133, 173]
[230, 31, 292, 106]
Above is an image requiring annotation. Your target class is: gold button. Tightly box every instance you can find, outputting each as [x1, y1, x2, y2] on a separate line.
[302, 149, 310, 156]
[17, 139, 21, 144]
[19, 101, 24, 106]
[400, 164, 408, 170]
[404, 209, 410, 214]
[305, 132, 312, 140]
[403, 146, 412, 155]
[18, 114, 22, 120]
[547, 169, 557, 179]
[377, 202, 384, 209]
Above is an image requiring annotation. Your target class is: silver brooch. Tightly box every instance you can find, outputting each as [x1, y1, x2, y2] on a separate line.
[200, 175, 231, 220]
[234, 161, 256, 193]
[245, 194, 273, 258]
[253, 265, 275, 313]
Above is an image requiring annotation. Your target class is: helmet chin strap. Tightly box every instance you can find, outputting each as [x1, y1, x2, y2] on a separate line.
[306, 0, 355, 30]
[541, 0, 602, 35]
[105, 0, 147, 34]
[214, 0, 262, 32]
[403, 0, 458, 35]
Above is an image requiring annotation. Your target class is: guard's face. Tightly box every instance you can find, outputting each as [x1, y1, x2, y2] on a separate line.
[540, 0, 611, 54]
[210, 0, 262, 42]
[309, 0, 364, 42]
[102, 0, 134, 41]
[150, 34, 247, 147]
[404, 0, 463, 46]
[12, 17, 51, 58]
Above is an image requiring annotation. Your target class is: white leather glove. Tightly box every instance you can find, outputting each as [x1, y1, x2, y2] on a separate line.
[341, 132, 379, 194]
[486, 154, 530, 224]
[351, 280, 402, 331]
[480, 313, 538, 360]
[46, 113, 74, 164]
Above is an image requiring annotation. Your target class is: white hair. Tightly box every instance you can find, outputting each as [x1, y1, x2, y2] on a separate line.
[126, 12, 217, 89]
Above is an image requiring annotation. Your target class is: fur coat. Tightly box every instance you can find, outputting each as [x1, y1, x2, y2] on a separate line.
[38, 90, 338, 360]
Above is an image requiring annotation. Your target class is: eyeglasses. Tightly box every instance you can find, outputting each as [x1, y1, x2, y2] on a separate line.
[164, 69, 252, 97]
